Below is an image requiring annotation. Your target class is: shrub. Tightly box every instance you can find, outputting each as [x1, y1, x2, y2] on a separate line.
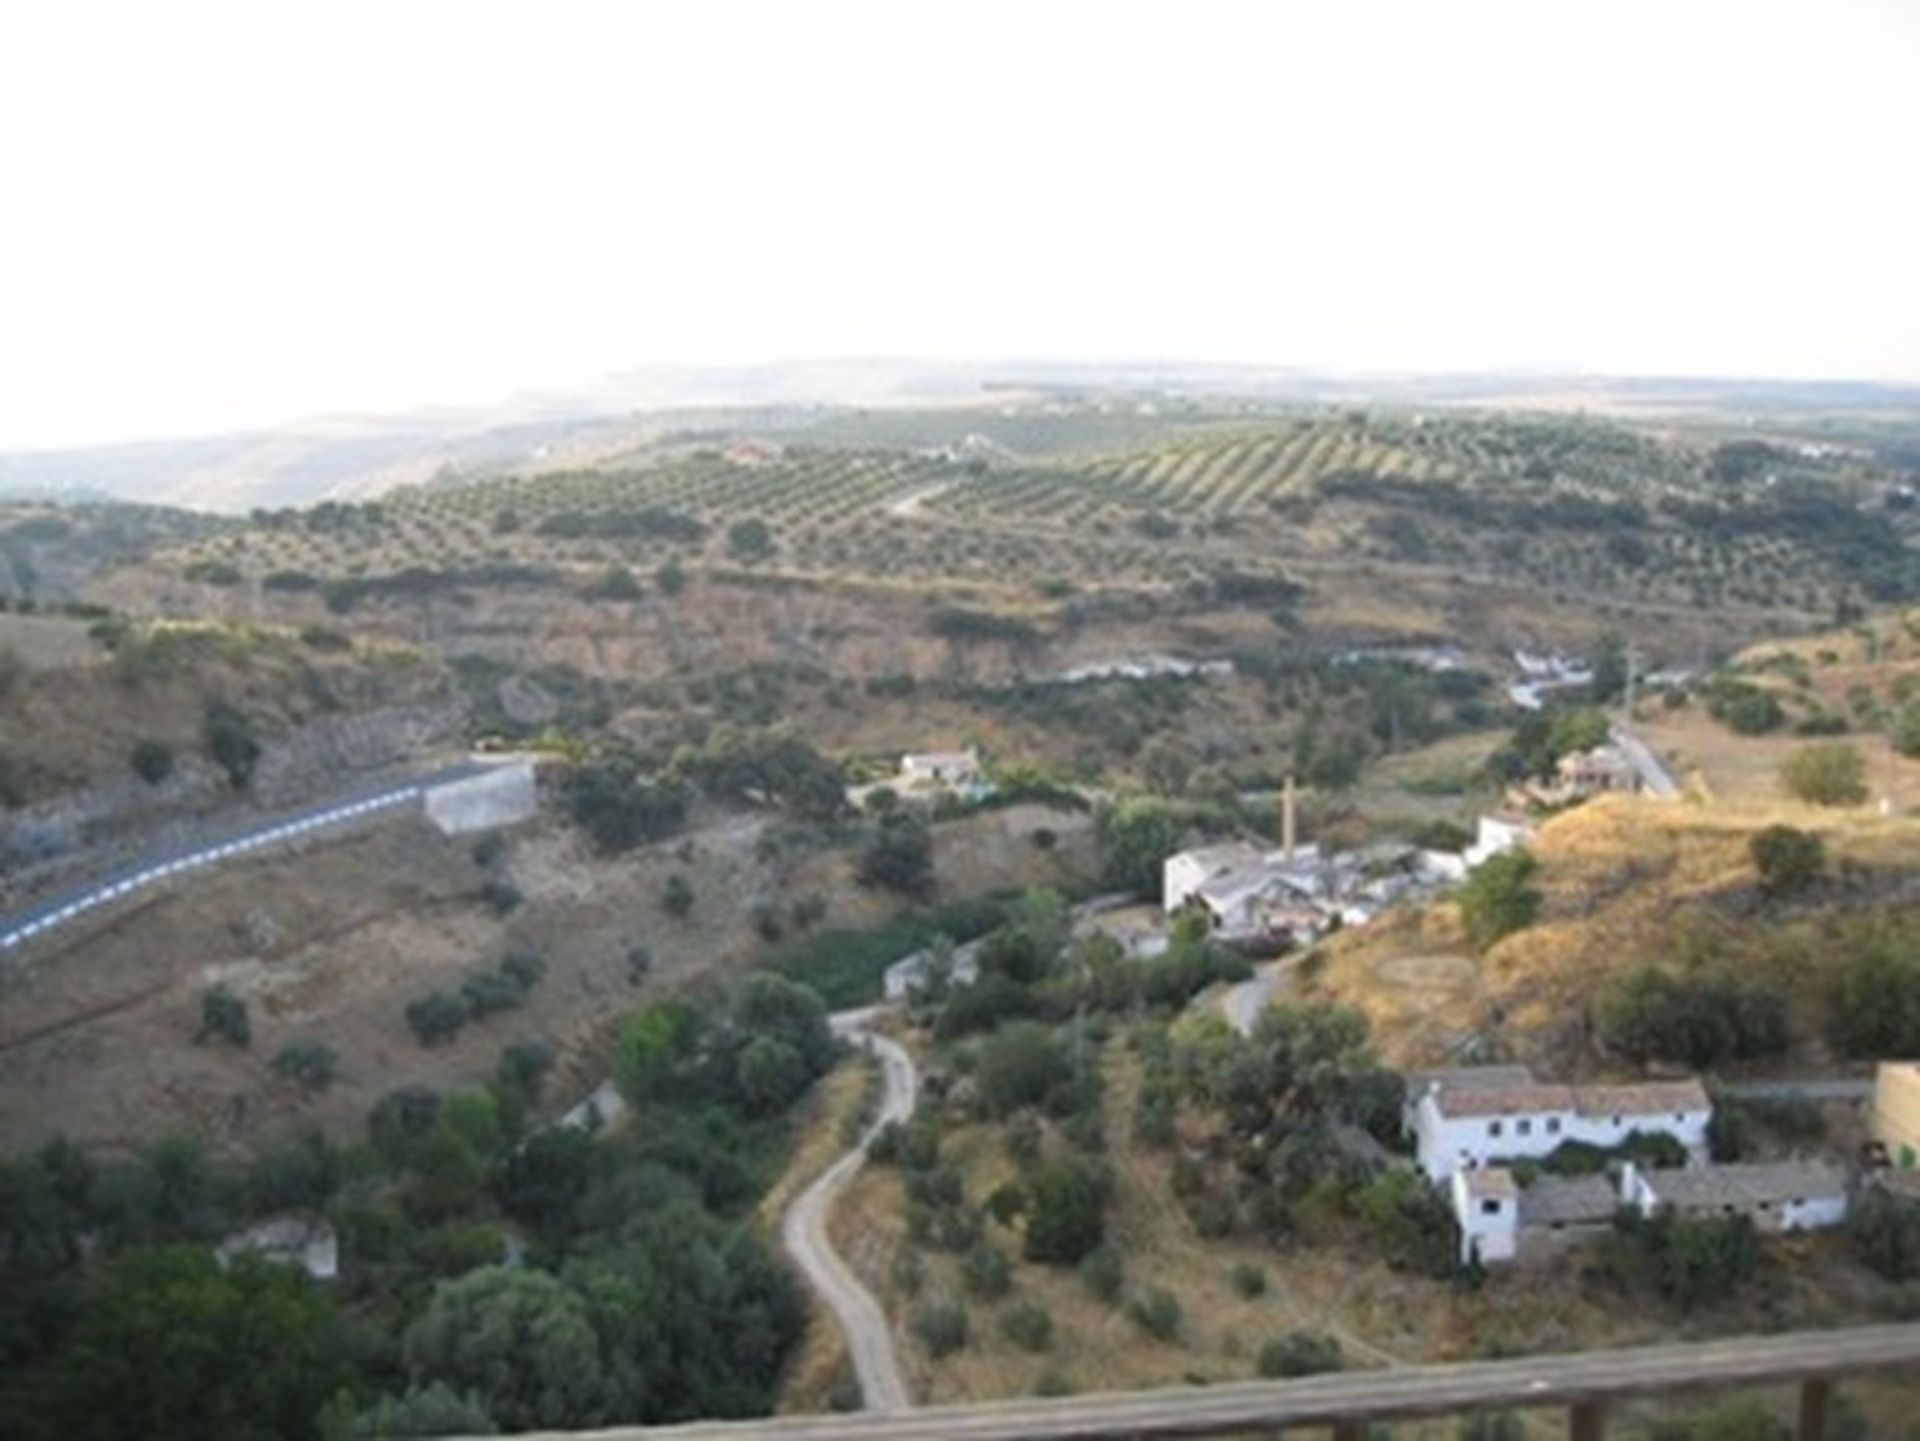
[1780, 742, 1868, 806]
[911, 1300, 969, 1358]
[130, 739, 175, 785]
[1600, 966, 1788, 1069]
[1829, 925, 1920, 1058]
[726, 518, 775, 562]
[1852, 1187, 1920, 1281]
[975, 1021, 1068, 1117]
[500, 949, 546, 992]
[1229, 1262, 1268, 1299]
[496, 1037, 555, 1107]
[203, 701, 261, 790]
[1458, 848, 1540, 952]
[462, 968, 528, 1019]
[624, 942, 653, 985]
[1257, 1329, 1343, 1378]
[1024, 1159, 1107, 1264]
[960, 1241, 1012, 1299]
[1459, 1414, 1527, 1441]
[858, 812, 935, 899]
[479, 878, 523, 915]
[1749, 824, 1825, 898]
[1126, 1286, 1182, 1341]
[272, 1039, 339, 1092]
[662, 874, 695, 918]
[656, 560, 688, 596]
[198, 984, 251, 1047]
[407, 990, 470, 1046]
[1078, 1245, 1124, 1304]
[998, 1301, 1053, 1352]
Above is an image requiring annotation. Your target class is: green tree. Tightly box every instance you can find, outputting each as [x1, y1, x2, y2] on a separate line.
[331, 1382, 498, 1437]
[1257, 1329, 1343, 1378]
[203, 700, 262, 790]
[1779, 742, 1868, 806]
[1097, 798, 1183, 900]
[858, 811, 934, 898]
[37, 1244, 350, 1440]
[725, 518, 775, 562]
[130, 739, 175, 785]
[1851, 1186, 1920, 1280]
[1457, 848, 1540, 952]
[1893, 703, 1920, 759]
[662, 874, 695, 918]
[198, 984, 251, 1047]
[1749, 824, 1824, 898]
[1588, 629, 1628, 704]
[1829, 922, 1920, 1058]
[402, 1267, 607, 1431]
[976, 1021, 1068, 1116]
[271, 1039, 339, 1093]
[1023, 1158, 1107, 1264]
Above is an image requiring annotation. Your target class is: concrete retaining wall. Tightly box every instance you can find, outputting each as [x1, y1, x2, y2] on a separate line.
[423, 761, 538, 836]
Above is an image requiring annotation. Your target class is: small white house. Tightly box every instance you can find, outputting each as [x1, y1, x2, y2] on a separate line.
[1163, 841, 1269, 914]
[1464, 813, 1534, 869]
[216, 1218, 339, 1281]
[898, 750, 987, 798]
[1452, 1167, 1519, 1265]
[1410, 1068, 1711, 1184]
[1620, 1159, 1849, 1233]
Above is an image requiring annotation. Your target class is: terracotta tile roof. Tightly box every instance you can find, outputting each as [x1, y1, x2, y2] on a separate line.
[1433, 1084, 1577, 1118]
[1573, 1080, 1712, 1118]
[1641, 1161, 1846, 1212]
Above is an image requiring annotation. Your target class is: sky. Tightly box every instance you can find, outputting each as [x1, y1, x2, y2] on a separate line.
[2, 0, 1918, 449]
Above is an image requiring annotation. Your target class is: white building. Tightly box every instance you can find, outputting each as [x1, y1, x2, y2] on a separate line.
[1464, 814, 1534, 869]
[216, 1218, 339, 1281]
[1163, 841, 1269, 914]
[1409, 1067, 1712, 1184]
[1620, 1159, 1849, 1233]
[1453, 1167, 1519, 1265]
[898, 750, 987, 797]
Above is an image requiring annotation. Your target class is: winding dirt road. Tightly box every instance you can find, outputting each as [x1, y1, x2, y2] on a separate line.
[781, 1009, 919, 1412]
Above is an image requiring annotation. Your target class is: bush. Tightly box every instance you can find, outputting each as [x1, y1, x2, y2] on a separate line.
[1829, 924, 1920, 1058]
[1749, 824, 1824, 898]
[1024, 1159, 1107, 1264]
[271, 1039, 339, 1092]
[1257, 1329, 1343, 1378]
[203, 701, 261, 790]
[496, 1037, 556, 1107]
[407, 990, 470, 1046]
[624, 943, 653, 985]
[480, 879, 523, 915]
[500, 949, 546, 992]
[662, 874, 695, 918]
[1852, 1187, 1920, 1281]
[975, 1021, 1068, 1117]
[1229, 1262, 1268, 1299]
[1078, 1245, 1124, 1304]
[726, 518, 775, 562]
[1457, 848, 1540, 952]
[960, 1241, 1012, 1299]
[1601, 965, 1789, 1069]
[130, 739, 175, 785]
[1780, 742, 1869, 806]
[1126, 1286, 1182, 1341]
[998, 1300, 1053, 1352]
[911, 1300, 969, 1358]
[858, 812, 935, 899]
[1459, 1414, 1527, 1441]
[198, 984, 251, 1047]
[462, 969, 527, 1019]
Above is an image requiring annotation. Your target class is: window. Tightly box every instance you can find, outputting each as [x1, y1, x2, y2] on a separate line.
[1517, 1118, 1533, 1137]
[1612, 1115, 1622, 1127]
[1481, 1199, 1502, 1216]
[1489, 1120, 1504, 1138]
[1547, 1117, 1561, 1135]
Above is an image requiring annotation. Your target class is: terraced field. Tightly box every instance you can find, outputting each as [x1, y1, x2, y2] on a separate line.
[129, 408, 1915, 631]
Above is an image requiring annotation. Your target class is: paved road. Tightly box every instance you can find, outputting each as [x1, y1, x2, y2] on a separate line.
[1219, 957, 1298, 1036]
[508, 1322, 1920, 1440]
[1611, 724, 1681, 800]
[0, 758, 507, 955]
[780, 1009, 918, 1413]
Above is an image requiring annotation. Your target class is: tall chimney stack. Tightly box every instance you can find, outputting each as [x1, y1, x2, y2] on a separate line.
[1282, 773, 1297, 857]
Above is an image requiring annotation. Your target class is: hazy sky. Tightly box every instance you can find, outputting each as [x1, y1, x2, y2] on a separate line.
[3, 0, 1918, 448]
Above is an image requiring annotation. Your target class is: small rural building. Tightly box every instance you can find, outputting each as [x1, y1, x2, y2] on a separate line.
[1163, 841, 1270, 914]
[1464, 813, 1534, 868]
[1453, 1166, 1520, 1265]
[897, 750, 987, 797]
[216, 1218, 340, 1281]
[1620, 1159, 1850, 1233]
[1871, 1062, 1920, 1170]
[1408, 1067, 1712, 1184]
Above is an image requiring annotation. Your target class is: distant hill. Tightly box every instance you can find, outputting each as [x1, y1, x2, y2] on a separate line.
[3, 361, 1916, 513]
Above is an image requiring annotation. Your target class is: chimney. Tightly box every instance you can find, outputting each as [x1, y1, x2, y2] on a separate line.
[1282, 773, 1297, 857]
